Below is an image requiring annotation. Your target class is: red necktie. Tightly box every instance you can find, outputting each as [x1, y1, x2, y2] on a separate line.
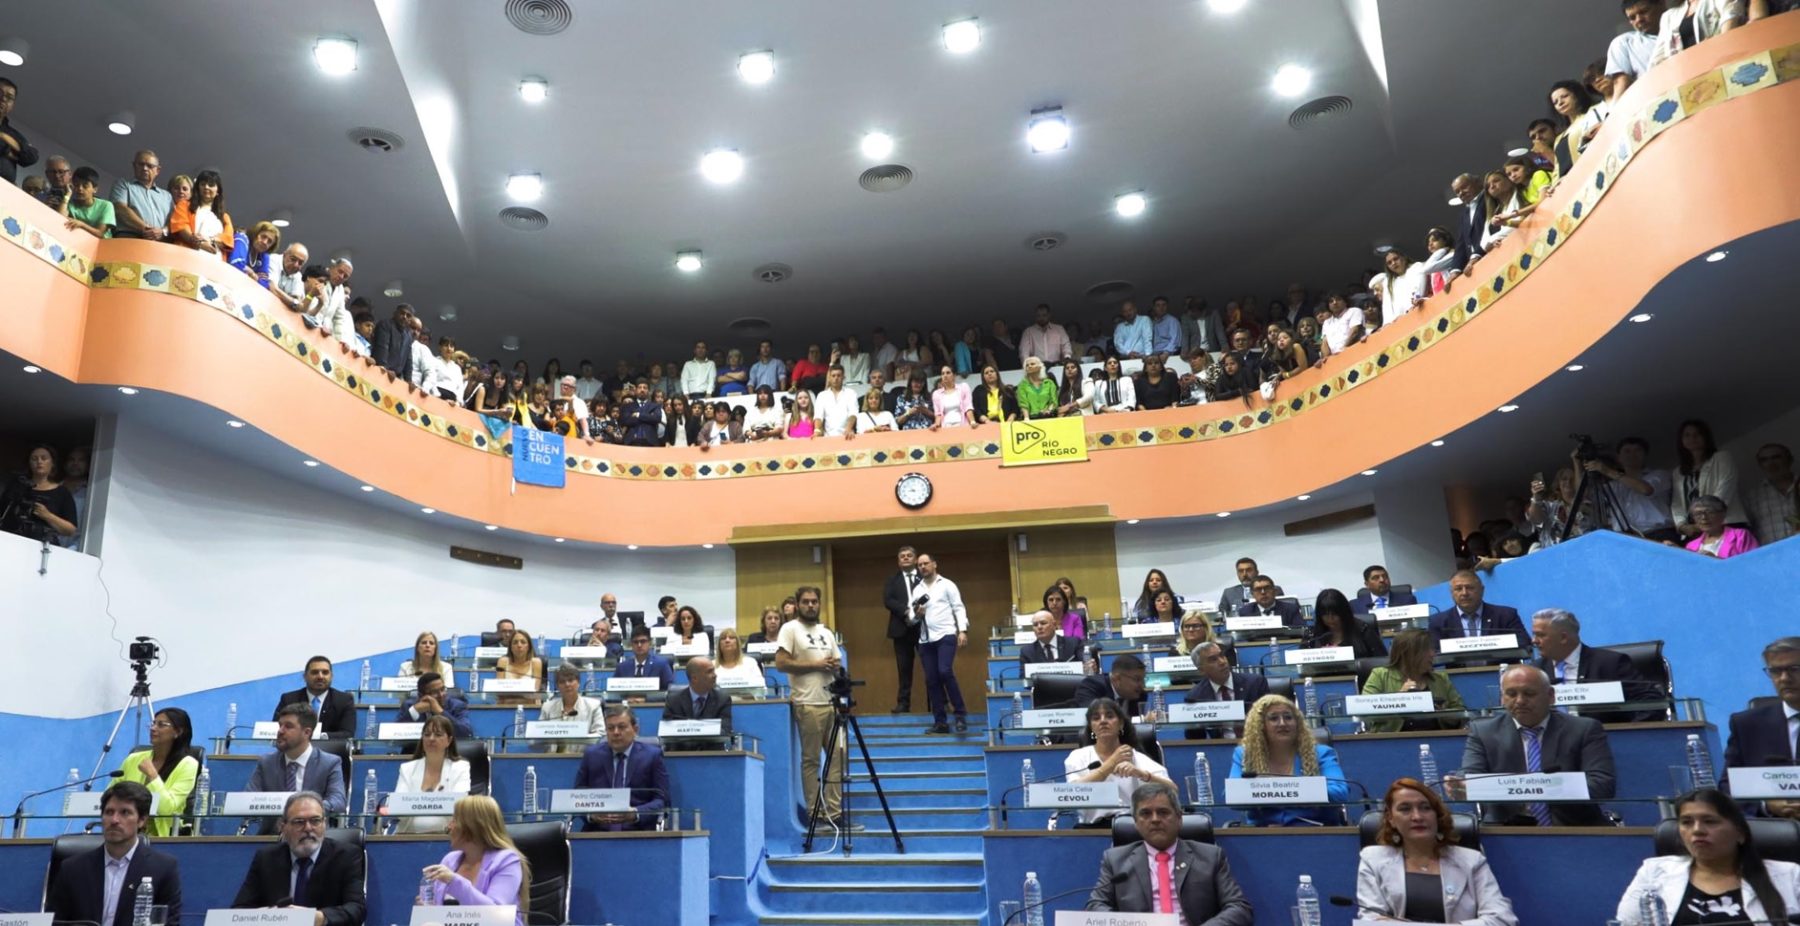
[1155, 850, 1174, 915]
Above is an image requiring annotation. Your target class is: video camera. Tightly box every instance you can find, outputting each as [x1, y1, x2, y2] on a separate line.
[1570, 433, 1619, 470]
[0, 476, 50, 543]
[129, 637, 160, 664]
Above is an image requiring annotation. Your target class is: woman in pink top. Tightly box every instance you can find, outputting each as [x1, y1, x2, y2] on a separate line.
[785, 391, 817, 438]
[1683, 495, 1760, 559]
[420, 796, 530, 926]
[930, 365, 975, 429]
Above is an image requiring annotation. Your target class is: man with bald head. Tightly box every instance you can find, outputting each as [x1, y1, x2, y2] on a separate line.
[1447, 665, 1615, 826]
[33, 155, 71, 209]
[662, 656, 731, 751]
[109, 148, 172, 240]
[270, 243, 310, 311]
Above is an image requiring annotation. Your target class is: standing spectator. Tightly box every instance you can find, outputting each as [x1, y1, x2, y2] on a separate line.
[1652, 0, 1746, 64]
[1607, 0, 1664, 100]
[1588, 437, 1679, 543]
[322, 259, 358, 344]
[783, 391, 817, 439]
[0, 78, 38, 185]
[1418, 227, 1459, 286]
[1316, 292, 1366, 365]
[620, 382, 663, 446]
[371, 304, 415, 380]
[1447, 173, 1489, 272]
[553, 376, 588, 438]
[34, 155, 71, 209]
[775, 586, 856, 832]
[1548, 80, 1607, 177]
[953, 326, 982, 375]
[1182, 297, 1225, 354]
[408, 318, 435, 391]
[970, 365, 1018, 424]
[6, 444, 78, 543]
[1747, 444, 1798, 545]
[59, 167, 116, 238]
[1266, 330, 1309, 382]
[911, 553, 970, 734]
[109, 149, 172, 240]
[647, 361, 679, 402]
[1149, 296, 1183, 356]
[984, 319, 1020, 371]
[930, 365, 974, 429]
[1375, 250, 1427, 329]
[1112, 301, 1153, 359]
[791, 344, 830, 394]
[747, 340, 787, 392]
[664, 395, 701, 446]
[679, 341, 715, 399]
[573, 360, 603, 402]
[1019, 304, 1073, 363]
[1015, 357, 1059, 419]
[1526, 468, 1593, 549]
[839, 336, 870, 385]
[870, 328, 899, 378]
[744, 386, 784, 440]
[893, 372, 935, 431]
[228, 221, 281, 284]
[1496, 156, 1554, 226]
[715, 349, 748, 396]
[1480, 171, 1523, 253]
[168, 169, 234, 256]
[1672, 419, 1747, 536]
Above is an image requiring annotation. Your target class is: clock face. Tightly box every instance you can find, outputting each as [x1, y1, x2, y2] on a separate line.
[896, 473, 932, 509]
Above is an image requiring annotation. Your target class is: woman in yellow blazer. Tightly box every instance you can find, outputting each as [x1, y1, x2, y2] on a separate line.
[1360, 629, 1465, 733]
[117, 707, 199, 836]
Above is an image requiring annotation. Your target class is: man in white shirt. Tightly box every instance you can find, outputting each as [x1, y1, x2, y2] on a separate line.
[574, 360, 604, 402]
[1317, 292, 1366, 364]
[408, 319, 436, 391]
[1588, 437, 1679, 543]
[679, 341, 716, 399]
[869, 328, 899, 379]
[911, 553, 970, 734]
[322, 258, 357, 344]
[812, 365, 860, 437]
[775, 586, 861, 833]
[540, 665, 603, 754]
[269, 243, 309, 311]
[1018, 303, 1073, 363]
[558, 376, 591, 438]
[1605, 0, 1663, 100]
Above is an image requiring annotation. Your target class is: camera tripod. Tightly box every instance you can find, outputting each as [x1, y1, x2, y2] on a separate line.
[803, 683, 904, 855]
[89, 653, 157, 784]
[1561, 466, 1637, 543]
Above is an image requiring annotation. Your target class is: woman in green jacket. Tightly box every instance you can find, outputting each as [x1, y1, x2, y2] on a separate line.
[1360, 629, 1465, 733]
[117, 707, 199, 836]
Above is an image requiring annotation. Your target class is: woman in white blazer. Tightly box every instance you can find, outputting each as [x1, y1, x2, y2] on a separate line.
[1356, 777, 1518, 925]
[1616, 788, 1800, 925]
[392, 715, 472, 834]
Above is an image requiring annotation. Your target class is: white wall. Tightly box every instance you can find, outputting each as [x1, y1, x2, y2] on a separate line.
[14, 415, 733, 719]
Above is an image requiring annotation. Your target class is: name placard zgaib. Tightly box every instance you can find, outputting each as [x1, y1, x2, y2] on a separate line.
[1461, 772, 1590, 802]
[1727, 767, 1800, 799]
[1553, 681, 1625, 705]
[1022, 662, 1082, 678]
[1017, 708, 1087, 729]
[1344, 691, 1436, 715]
[607, 677, 661, 693]
[525, 720, 592, 739]
[207, 908, 316, 926]
[410, 905, 518, 926]
[1121, 622, 1177, 639]
[1223, 776, 1328, 805]
[548, 788, 629, 813]
[1285, 646, 1355, 666]
[1439, 634, 1521, 655]
[1371, 604, 1432, 623]
[385, 792, 466, 816]
[1166, 701, 1246, 725]
[1025, 782, 1115, 808]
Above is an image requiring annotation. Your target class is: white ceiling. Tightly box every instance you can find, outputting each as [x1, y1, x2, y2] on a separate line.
[6, 0, 1629, 363]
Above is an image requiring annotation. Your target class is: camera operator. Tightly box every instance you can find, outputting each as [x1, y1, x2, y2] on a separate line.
[2, 444, 78, 543]
[1586, 437, 1679, 543]
[774, 585, 859, 833]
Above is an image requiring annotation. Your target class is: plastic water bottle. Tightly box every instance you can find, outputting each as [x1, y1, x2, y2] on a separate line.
[536, 632, 546, 655]
[1639, 891, 1670, 926]
[450, 635, 460, 659]
[1418, 744, 1441, 791]
[1082, 648, 1099, 676]
[65, 767, 79, 787]
[1686, 734, 1716, 788]
[362, 768, 378, 814]
[1021, 758, 1036, 789]
[1302, 677, 1319, 721]
[1151, 685, 1168, 721]
[360, 659, 372, 691]
[1268, 637, 1284, 666]
[225, 702, 238, 734]
[1012, 691, 1024, 727]
[523, 765, 539, 815]
[1022, 871, 1044, 926]
[583, 668, 594, 692]
[1194, 752, 1214, 805]
[194, 767, 211, 816]
[131, 877, 153, 926]
[419, 870, 436, 904]
[1295, 874, 1321, 926]
[513, 705, 526, 737]
[1101, 612, 1114, 636]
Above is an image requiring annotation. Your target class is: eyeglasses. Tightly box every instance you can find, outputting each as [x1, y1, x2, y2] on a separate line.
[285, 816, 326, 828]
[149, 720, 176, 729]
[1764, 665, 1800, 679]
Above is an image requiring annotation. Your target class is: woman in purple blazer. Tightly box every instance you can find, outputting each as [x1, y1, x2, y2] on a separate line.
[419, 796, 532, 926]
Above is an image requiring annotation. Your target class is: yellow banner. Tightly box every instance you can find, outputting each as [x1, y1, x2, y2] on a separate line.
[1000, 418, 1090, 467]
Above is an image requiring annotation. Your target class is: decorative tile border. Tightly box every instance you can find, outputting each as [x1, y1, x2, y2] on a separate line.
[8, 38, 1798, 483]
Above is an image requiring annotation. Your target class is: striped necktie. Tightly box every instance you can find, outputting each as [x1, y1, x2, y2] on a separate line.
[1520, 726, 1553, 827]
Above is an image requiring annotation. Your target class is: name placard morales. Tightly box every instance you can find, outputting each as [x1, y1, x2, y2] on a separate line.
[1223, 776, 1328, 805]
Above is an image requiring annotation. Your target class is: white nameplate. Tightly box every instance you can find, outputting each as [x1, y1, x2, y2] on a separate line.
[62, 792, 160, 816]
[1014, 614, 1036, 628]
[1461, 771, 1590, 802]
[1223, 776, 1328, 805]
[1152, 656, 1197, 674]
[1025, 782, 1116, 808]
[1167, 700, 1246, 725]
[1018, 708, 1087, 729]
[385, 791, 466, 816]
[1013, 630, 1037, 645]
[559, 646, 612, 661]
[209, 908, 315, 926]
[1224, 615, 1284, 633]
[410, 904, 517, 926]
[251, 721, 280, 739]
[1122, 622, 1178, 639]
[650, 626, 673, 641]
[484, 677, 540, 694]
[380, 677, 422, 692]
[1023, 661, 1083, 678]
[1727, 767, 1800, 799]
[378, 722, 426, 740]
[608, 677, 661, 692]
[663, 639, 710, 658]
[717, 675, 764, 689]
[1346, 691, 1436, 715]
[474, 647, 506, 660]
[2, 914, 53, 926]
[1440, 634, 1521, 655]
[1371, 603, 1432, 622]
[525, 720, 592, 739]
[219, 791, 290, 815]
[1285, 646, 1355, 666]
[1055, 912, 1176, 926]
[1553, 681, 1626, 705]
[661, 719, 724, 737]
[548, 788, 630, 813]
[747, 642, 780, 656]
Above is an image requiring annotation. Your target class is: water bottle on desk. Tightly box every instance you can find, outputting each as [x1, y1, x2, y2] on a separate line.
[362, 768, 378, 815]
[363, 705, 377, 740]
[1193, 752, 1214, 805]
[1685, 734, 1716, 788]
[131, 877, 153, 926]
[1011, 691, 1024, 728]
[1301, 677, 1319, 722]
[65, 767, 79, 787]
[513, 705, 526, 738]
[1150, 685, 1168, 722]
[535, 632, 545, 655]
[1639, 891, 1670, 926]
[1022, 871, 1044, 926]
[450, 635, 460, 659]
[225, 702, 237, 736]
[1295, 874, 1321, 926]
[1082, 647, 1099, 676]
[1101, 612, 1114, 637]
[194, 767, 211, 818]
[360, 659, 371, 691]
[522, 765, 539, 816]
[1418, 744, 1441, 792]
[1021, 758, 1035, 789]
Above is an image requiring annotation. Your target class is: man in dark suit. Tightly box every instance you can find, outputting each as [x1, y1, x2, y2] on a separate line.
[1448, 172, 1488, 273]
[1449, 666, 1616, 826]
[46, 781, 182, 926]
[612, 627, 675, 692]
[1352, 564, 1419, 614]
[1181, 642, 1270, 739]
[1086, 782, 1252, 924]
[1529, 608, 1659, 722]
[245, 704, 348, 834]
[274, 656, 356, 740]
[1234, 575, 1303, 628]
[398, 672, 473, 737]
[881, 545, 922, 712]
[231, 792, 366, 926]
[1427, 570, 1528, 649]
[1724, 637, 1800, 818]
[1018, 611, 1081, 665]
[369, 303, 414, 380]
[662, 656, 732, 752]
[1074, 654, 1147, 717]
[575, 706, 672, 832]
[1216, 557, 1259, 614]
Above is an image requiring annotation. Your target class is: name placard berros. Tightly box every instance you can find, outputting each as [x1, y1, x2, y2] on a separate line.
[607, 677, 661, 692]
[1285, 646, 1355, 666]
[218, 792, 289, 816]
[1440, 634, 1520, 655]
[1223, 776, 1328, 805]
[1017, 708, 1087, 729]
[1344, 691, 1436, 715]
[206, 908, 315, 926]
[1025, 782, 1115, 808]
[548, 788, 629, 813]
[1166, 701, 1247, 725]
[1727, 767, 1800, 799]
[1553, 682, 1625, 706]
[385, 792, 465, 816]
[1461, 772, 1590, 802]
[1023, 662, 1082, 678]
[409, 905, 517, 926]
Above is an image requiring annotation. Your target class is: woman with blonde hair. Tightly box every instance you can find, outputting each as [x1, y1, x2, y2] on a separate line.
[400, 631, 453, 678]
[1226, 694, 1350, 826]
[715, 629, 768, 688]
[419, 795, 531, 926]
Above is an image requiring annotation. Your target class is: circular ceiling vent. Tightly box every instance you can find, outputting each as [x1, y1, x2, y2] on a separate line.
[1084, 280, 1136, 303]
[728, 316, 773, 337]
[753, 263, 794, 283]
[858, 164, 914, 192]
[504, 0, 573, 35]
[498, 207, 549, 231]
[1288, 95, 1354, 130]
[348, 127, 405, 153]
[1024, 231, 1067, 252]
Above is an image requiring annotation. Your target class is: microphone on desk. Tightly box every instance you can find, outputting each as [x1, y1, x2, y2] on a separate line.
[1002, 886, 1096, 926]
[1328, 894, 1388, 918]
[999, 761, 1101, 827]
[221, 724, 262, 751]
[11, 770, 125, 837]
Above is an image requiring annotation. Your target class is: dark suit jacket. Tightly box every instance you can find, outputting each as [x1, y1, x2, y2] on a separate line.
[662, 686, 733, 749]
[661, 415, 703, 447]
[1452, 196, 1488, 272]
[574, 741, 672, 831]
[1351, 588, 1419, 614]
[969, 384, 1019, 424]
[245, 749, 348, 828]
[883, 569, 921, 640]
[1182, 671, 1270, 739]
[398, 691, 474, 738]
[1217, 584, 1253, 615]
[1308, 617, 1387, 659]
[47, 843, 182, 926]
[1428, 603, 1529, 649]
[1460, 712, 1616, 825]
[1724, 701, 1798, 781]
[231, 837, 366, 926]
[370, 318, 412, 379]
[1235, 599, 1304, 628]
[1533, 645, 1658, 723]
[1087, 839, 1253, 925]
[613, 653, 675, 689]
[1018, 636, 1082, 665]
[274, 688, 357, 740]
[1073, 675, 1143, 717]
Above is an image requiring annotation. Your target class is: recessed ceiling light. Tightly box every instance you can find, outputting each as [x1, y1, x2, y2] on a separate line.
[1629, 313, 1653, 323]
[1361, 469, 1378, 476]
[485, 524, 499, 531]
[1126, 519, 1141, 526]
[702, 543, 715, 549]
[1430, 439, 1445, 447]
[505, 172, 543, 202]
[360, 485, 375, 492]
[106, 112, 135, 136]
[1114, 192, 1147, 218]
[269, 209, 293, 228]
[674, 251, 703, 273]
[22, 364, 41, 374]
[1026, 107, 1069, 153]
[226, 420, 245, 429]
[628, 544, 640, 550]
[1498, 404, 1520, 413]
[1296, 494, 1312, 501]
[420, 507, 435, 514]
[1271, 64, 1312, 98]
[1373, 244, 1394, 256]
[303, 459, 321, 468]
[554, 537, 566, 543]
[1215, 511, 1232, 518]
[1447, 196, 1463, 206]
[518, 77, 549, 103]
[313, 36, 358, 76]
[737, 50, 774, 84]
[1207, 0, 1249, 13]
[502, 336, 521, 351]
[382, 280, 403, 298]
[1565, 364, 1585, 372]
[0, 38, 29, 67]
[117, 386, 139, 396]
[700, 148, 744, 184]
[438, 305, 457, 322]
[860, 131, 895, 160]
[1506, 147, 1529, 157]
[942, 18, 981, 54]
[1705, 250, 1729, 262]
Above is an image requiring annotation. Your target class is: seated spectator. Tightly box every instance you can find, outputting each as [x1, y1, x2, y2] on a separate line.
[1182, 641, 1269, 736]
[1171, 608, 1217, 656]
[45, 782, 184, 926]
[402, 672, 474, 738]
[584, 615, 625, 658]
[1374, 249, 1427, 329]
[245, 705, 350, 821]
[231, 791, 364, 920]
[1074, 655, 1148, 718]
[1235, 575, 1303, 628]
[931, 364, 974, 429]
[839, 336, 871, 385]
[1725, 637, 1800, 817]
[1479, 170, 1523, 252]
[1673, 419, 1749, 536]
[1607, 0, 1664, 100]
[985, 318, 1021, 370]
[1652, 0, 1746, 65]
[666, 395, 703, 446]
[1747, 443, 1797, 545]
[715, 348, 748, 396]
[494, 630, 545, 705]
[1447, 665, 1616, 826]
[392, 715, 471, 834]
[418, 796, 529, 925]
[59, 166, 115, 238]
[1130, 569, 1177, 622]
[1307, 590, 1385, 657]
[1684, 494, 1761, 559]
[228, 220, 281, 285]
[1093, 356, 1138, 414]
[1584, 436, 1680, 542]
[1210, 350, 1259, 404]
[1020, 609, 1081, 664]
[1526, 467, 1593, 549]
[1293, 316, 1323, 364]
[1616, 787, 1799, 925]
[614, 627, 675, 691]
[1357, 777, 1519, 925]
[1065, 698, 1176, 826]
[699, 402, 745, 448]
[399, 631, 453, 678]
[1361, 629, 1467, 733]
[893, 372, 935, 430]
[1040, 581, 1085, 640]
[1266, 329, 1308, 382]
[109, 149, 172, 241]
[168, 168, 234, 256]
[1548, 80, 1606, 175]
[116, 707, 197, 837]
[1016, 356, 1060, 419]
[1353, 565, 1418, 613]
[743, 386, 784, 440]
[1226, 694, 1349, 827]
[539, 665, 602, 756]
[745, 607, 785, 645]
[1180, 349, 1219, 404]
[574, 706, 671, 831]
[852, 387, 897, 435]
[791, 343, 829, 394]
[964, 364, 1015, 424]
[715, 630, 768, 688]
[1428, 570, 1528, 648]
[1134, 354, 1182, 410]
[663, 656, 732, 751]
[668, 606, 712, 653]
[1315, 292, 1366, 367]
[5, 444, 78, 543]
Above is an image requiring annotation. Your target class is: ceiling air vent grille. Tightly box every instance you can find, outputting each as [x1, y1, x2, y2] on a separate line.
[753, 263, 793, 283]
[1288, 95, 1353, 130]
[504, 0, 573, 35]
[499, 207, 549, 231]
[859, 164, 914, 192]
[348, 128, 405, 153]
[1084, 280, 1136, 302]
[1025, 232, 1067, 252]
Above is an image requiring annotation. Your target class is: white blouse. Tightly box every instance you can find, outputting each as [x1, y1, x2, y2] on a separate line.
[1063, 745, 1169, 824]
[856, 410, 897, 433]
[392, 757, 471, 834]
[715, 657, 768, 689]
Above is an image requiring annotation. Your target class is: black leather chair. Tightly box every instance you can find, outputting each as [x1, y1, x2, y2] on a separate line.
[43, 833, 111, 909]
[1358, 809, 1482, 851]
[1132, 722, 1163, 765]
[1112, 811, 1215, 846]
[178, 746, 206, 834]
[1267, 676, 1295, 704]
[509, 820, 571, 925]
[480, 631, 506, 648]
[458, 738, 492, 796]
[1608, 640, 1673, 717]
[1031, 673, 1085, 710]
[313, 738, 354, 801]
[1655, 816, 1800, 864]
[1751, 696, 1781, 710]
[1391, 584, 1414, 598]
[1354, 657, 1387, 694]
[325, 825, 365, 848]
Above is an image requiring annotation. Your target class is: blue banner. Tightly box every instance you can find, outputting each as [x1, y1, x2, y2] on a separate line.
[512, 427, 566, 488]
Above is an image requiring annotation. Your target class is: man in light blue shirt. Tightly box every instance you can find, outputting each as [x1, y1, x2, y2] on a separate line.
[1112, 301, 1153, 359]
[108, 149, 173, 240]
[1148, 296, 1183, 356]
[1604, 0, 1662, 100]
[748, 339, 787, 391]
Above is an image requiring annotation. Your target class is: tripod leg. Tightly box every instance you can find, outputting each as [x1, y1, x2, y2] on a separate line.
[1559, 472, 1593, 544]
[801, 706, 835, 852]
[843, 714, 905, 854]
[89, 696, 146, 782]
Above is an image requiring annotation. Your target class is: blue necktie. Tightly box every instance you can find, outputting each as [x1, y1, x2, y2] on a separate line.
[312, 695, 322, 717]
[1463, 612, 1480, 637]
[1374, 596, 1387, 610]
[1520, 726, 1553, 826]
[613, 753, 628, 787]
[293, 856, 312, 903]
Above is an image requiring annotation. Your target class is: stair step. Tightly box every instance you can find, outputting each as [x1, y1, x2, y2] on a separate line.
[770, 882, 981, 893]
[860, 744, 987, 758]
[850, 754, 983, 767]
[845, 788, 986, 809]
[761, 918, 981, 926]
[847, 770, 984, 784]
[765, 854, 983, 885]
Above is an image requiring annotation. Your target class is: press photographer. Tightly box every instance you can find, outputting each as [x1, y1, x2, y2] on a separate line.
[1, 444, 78, 544]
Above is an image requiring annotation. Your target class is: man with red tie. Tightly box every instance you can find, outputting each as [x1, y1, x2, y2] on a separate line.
[1086, 782, 1253, 924]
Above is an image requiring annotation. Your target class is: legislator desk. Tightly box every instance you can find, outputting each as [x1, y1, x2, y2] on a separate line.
[982, 826, 1652, 926]
[0, 831, 709, 926]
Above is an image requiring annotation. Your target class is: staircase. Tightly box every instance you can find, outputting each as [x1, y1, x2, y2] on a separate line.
[753, 713, 991, 926]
